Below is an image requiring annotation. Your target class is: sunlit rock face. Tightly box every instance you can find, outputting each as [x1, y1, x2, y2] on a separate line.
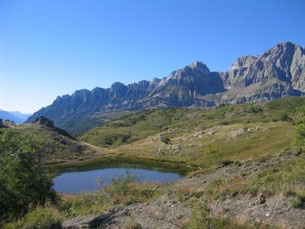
[26, 42, 305, 132]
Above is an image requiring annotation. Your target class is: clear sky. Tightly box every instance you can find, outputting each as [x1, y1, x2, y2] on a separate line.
[0, 0, 305, 113]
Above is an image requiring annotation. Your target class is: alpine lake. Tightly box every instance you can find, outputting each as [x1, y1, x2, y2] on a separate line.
[52, 160, 185, 193]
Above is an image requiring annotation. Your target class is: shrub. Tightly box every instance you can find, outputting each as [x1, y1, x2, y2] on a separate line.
[247, 106, 263, 113]
[220, 121, 230, 125]
[98, 172, 157, 206]
[0, 129, 57, 222]
[279, 113, 291, 121]
[286, 191, 305, 209]
[290, 196, 304, 208]
[5, 206, 63, 229]
[160, 135, 171, 144]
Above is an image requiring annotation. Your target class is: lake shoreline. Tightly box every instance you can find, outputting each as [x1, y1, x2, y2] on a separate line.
[53, 166, 183, 193]
[45, 154, 198, 177]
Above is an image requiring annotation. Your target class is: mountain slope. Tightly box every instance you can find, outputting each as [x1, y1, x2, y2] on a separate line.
[0, 117, 98, 164]
[26, 42, 305, 134]
[217, 41, 305, 104]
[0, 110, 31, 124]
[0, 110, 30, 124]
[79, 96, 305, 149]
[6, 98, 305, 229]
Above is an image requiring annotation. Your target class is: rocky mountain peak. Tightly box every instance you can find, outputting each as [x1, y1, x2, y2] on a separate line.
[167, 61, 210, 81]
[276, 41, 296, 49]
[109, 82, 128, 99]
[71, 89, 91, 100]
[110, 82, 127, 90]
[190, 61, 210, 71]
[230, 56, 258, 71]
[91, 87, 106, 93]
[261, 41, 299, 60]
[26, 41, 305, 134]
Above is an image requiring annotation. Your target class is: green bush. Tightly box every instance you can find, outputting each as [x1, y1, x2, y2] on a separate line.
[247, 106, 263, 113]
[4, 207, 62, 229]
[160, 135, 171, 144]
[286, 191, 305, 209]
[290, 196, 304, 208]
[279, 113, 291, 121]
[0, 129, 57, 222]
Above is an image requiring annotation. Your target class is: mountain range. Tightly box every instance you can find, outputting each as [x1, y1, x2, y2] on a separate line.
[26, 41, 305, 133]
[0, 110, 31, 124]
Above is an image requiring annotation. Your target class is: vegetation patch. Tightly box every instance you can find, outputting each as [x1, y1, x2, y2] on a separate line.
[0, 129, 57, 225]
[3, 173, 162, 228]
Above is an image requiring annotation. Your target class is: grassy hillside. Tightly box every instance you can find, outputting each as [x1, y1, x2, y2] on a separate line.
[77, 97, 305, 171]
[54, 110, 133, 135]
[3, 97, 305, 228]
[80, 97, 304, 143]
[78, 108, 190, 147]
[1, 123, 99, 164]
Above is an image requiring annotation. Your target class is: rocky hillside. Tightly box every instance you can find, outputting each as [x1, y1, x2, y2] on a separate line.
[217, 42, 305, 104]
[26, 42, 305, 133]
[62, 150, 305, 229]
[5, 97, 305, 228]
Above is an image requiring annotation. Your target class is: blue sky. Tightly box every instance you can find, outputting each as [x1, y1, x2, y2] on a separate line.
[0, 0, 305, 113]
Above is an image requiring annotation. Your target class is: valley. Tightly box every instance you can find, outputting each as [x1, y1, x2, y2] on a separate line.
[1, 97, 305, 228]
[2, 2, 305, 228]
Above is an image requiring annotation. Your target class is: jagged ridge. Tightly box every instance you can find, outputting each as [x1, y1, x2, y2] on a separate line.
[26, 42, 305, 133]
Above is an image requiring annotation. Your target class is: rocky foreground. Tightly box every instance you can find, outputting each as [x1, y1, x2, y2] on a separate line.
[62, 150, 305, 229]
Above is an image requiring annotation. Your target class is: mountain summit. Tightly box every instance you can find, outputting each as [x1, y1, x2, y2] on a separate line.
[26, 42, 305, 133]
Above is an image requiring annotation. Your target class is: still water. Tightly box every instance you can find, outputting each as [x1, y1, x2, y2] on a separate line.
[53, 167, 183, 193]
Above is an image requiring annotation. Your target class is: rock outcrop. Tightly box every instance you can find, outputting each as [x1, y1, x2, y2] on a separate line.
[26, 42, 305, 133]
[32, 116, 75, 139]
[218, 41, 304, 104]
[32, 116, 54, 127]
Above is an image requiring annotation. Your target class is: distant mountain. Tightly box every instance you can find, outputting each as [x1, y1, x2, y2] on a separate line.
[0, 110, 31, 124]
[26, 41, 305, 133]
[217, 42, 305, 104]
[9, 111, 31, 122]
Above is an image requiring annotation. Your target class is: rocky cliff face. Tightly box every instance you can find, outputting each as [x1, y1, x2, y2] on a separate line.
[26, 42, 305, 133]
[217, 42, 305, 104]
[148, 61, 225, 107]
[221, 42, 305, 89]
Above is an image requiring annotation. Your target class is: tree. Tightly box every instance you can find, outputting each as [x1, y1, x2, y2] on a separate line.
[0, 129, 57, 222]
